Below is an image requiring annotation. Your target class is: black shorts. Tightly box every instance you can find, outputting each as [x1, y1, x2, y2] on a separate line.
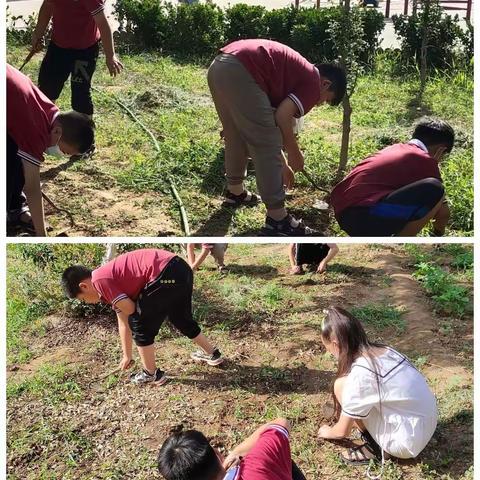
[128, 256, 201, 347]
[295, 244, 330, 266]
[337, 178, 444, 237]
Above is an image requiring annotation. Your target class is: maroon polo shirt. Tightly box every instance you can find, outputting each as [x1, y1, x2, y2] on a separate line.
[7, 64, 59, 167]
[220, 39, 321, 116]
[51, 0, 104, 50]
[330, 143, 442, 216]
[91, 249, 176, 308]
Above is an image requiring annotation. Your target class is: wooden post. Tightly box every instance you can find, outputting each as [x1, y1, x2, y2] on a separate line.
[404, 0, 409, 14]
[466, 0, 472, 20]
[317, 0, 321, 8]
[385, 0, 391, 17]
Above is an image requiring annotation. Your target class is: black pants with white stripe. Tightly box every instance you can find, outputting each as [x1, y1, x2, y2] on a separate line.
[6, 134, 27, 215]
[38, 41, 99, 115]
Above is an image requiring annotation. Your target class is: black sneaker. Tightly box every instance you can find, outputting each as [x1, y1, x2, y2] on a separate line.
[129, 368, 168, 385]
[260, 214, 316, 236]
[190, 348, 224, 366]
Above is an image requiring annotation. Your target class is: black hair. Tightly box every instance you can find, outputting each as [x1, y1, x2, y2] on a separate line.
[57, 111, 95, 154]
[315, 63, 347, 106]
[61, 265, 92, 298]
[412, 117, 455, 153]
[157, 430, 222, 480]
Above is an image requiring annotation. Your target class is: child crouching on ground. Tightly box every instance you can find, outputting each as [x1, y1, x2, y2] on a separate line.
[288, 243, 339, 275]
[61, 248, 224, 385]
[157, 418, 307, 480]
[187, 243, 228, 272]
[317, 306, 437, 469]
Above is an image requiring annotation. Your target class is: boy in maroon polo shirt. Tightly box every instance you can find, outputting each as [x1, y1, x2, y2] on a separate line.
[208, 39, 347, 236]
[7, 64, 95, 236]
[61, 248, 224, 385]
[158, 418, 307, 480]
[330, 117, 454, 237]
[31, 0, 122, 137]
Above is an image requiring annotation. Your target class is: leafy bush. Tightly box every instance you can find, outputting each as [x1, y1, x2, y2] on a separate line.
[114, 1, 384, 67]
[413, 262, 470, 316]
[392, 0, 470, 71]
[6, 6, 39, 46]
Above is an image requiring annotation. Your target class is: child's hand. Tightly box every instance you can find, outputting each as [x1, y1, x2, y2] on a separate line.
[223, 452, 241, 470]
[119, 356, 133, 370]
[106, 55, 124, 77]
[287, 150, 305, 172]
[282, 164, 295, 190]
[317, 260, 327, 274]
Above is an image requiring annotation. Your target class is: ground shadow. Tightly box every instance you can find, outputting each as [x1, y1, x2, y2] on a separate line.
[193, 206, 235, 236]
[225, 263, 279, 280]
[40, 155, 84, 183]
[327, 264, 380, 278]
[396, 95, 435, 125]
[169, 360, 335, 395]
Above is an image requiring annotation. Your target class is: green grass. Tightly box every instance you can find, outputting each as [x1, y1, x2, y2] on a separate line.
[6, 44, 473, 236]
[350, 303, 406, 332]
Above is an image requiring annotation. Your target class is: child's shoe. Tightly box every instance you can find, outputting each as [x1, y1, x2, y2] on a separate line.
[223, 190, 260, 207]
[261, 214, 316, 236]
[190, 348, 224, 366]
[129, 368, 167, 385]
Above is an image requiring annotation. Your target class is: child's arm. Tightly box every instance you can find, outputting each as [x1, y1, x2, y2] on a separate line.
[317, 243, 339, 273]
[22, 161, 47, 236]
[190, 247, 210, 271]
[275, 99, 304, 172]
[186, 244, 196, 266]
[317, 414, 355, 439]
[115, 299, 135, 369]
[93, 11, 123, 77]
[227, 418, 290, 460]
[31, 0, 53, 51]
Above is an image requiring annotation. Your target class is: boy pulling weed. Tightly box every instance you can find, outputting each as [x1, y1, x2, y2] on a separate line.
[158, 418, 307, 480]
[62, 248, 224, 386]
[288, 243, 339, 275]
[208, 39, 346, 236]
[7, 64, 95, 236]
[330, 118, 454, 237]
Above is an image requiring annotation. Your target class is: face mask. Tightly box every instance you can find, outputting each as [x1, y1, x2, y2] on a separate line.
[45, 144, 64, 158]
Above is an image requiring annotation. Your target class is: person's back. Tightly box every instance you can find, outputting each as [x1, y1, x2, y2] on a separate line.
[330, 143, 441, 217]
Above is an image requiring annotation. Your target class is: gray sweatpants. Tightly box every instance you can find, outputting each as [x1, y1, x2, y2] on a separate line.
[207, 54, 285, 210]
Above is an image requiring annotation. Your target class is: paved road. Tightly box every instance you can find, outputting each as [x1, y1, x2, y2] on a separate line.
[6, 0, 472, 49]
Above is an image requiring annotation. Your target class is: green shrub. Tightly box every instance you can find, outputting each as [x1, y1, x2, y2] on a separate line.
[225, 4, 267, 42]
[264, 5, 299, 44]
[6, 7, 39, 46]
[392, 1, 469, 71]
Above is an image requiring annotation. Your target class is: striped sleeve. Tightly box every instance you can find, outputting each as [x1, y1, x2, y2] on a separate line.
[287, 93, 305, 117]
[265, 424, 289, 439]
[18, 149, 43, 167]
[87, 0, 105, 15]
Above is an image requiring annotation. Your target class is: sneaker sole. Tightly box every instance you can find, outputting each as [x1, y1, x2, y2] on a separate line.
[191, 355, 225, 366]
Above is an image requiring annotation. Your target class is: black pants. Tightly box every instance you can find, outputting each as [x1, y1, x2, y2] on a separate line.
[38, 41, 100, 115]
[337, 178, 444, 237]
[6, 134, 27, 215]
[295, 244, 330, 266]
[292, 460, 307, 480]
[128, 257, 201, 347]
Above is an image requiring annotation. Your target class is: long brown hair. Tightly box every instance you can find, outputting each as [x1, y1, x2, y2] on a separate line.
[321, 306, 385, 418]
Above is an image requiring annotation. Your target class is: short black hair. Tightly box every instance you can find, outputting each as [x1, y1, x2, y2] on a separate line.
[412, 117, 455, 153]
[57, 111, 95, 154]
[315, 63, 347, 106]
[157, 430, 222, 480]
[61, 265, 92, 298]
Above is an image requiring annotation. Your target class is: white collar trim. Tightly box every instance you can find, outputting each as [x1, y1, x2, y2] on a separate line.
[408, 138, 428, 153]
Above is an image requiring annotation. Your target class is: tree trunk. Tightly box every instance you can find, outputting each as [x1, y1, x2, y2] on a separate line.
[336, 93, 352, 181]
[417, 0, 430, 102]
[103, 243, 118, 264]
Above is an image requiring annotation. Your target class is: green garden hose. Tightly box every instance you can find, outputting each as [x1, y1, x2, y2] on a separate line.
[91, 86, 191, 236]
